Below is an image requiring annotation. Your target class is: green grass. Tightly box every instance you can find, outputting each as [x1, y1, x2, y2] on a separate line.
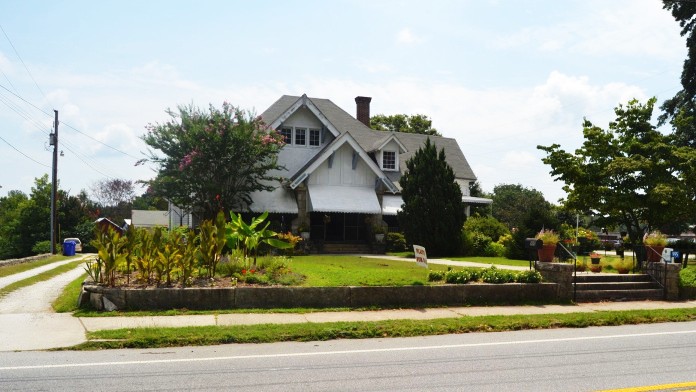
[0, 254, 74, 278]
[445, 256, 529, 267]
[69, 307, 696, 350]
[0, 259, 85, 299]
[289, 255, 452, 286]
[52, 272, 87, 313]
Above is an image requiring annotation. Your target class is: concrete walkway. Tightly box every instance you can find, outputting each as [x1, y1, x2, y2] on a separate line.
[1, 254, 696, 352]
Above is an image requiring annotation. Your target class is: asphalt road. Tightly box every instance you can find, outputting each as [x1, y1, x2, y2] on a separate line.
[1, 321, 695, 391]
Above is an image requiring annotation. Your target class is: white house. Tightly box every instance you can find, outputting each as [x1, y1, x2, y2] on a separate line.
[242, 94, 492, 248]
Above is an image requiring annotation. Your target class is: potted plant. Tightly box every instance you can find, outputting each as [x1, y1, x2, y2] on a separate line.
[589, 252, 602, 264]
[575, 259, 587, 272]
[615, 258, 631, 274]
[373, 224, 386, 243]
[589, 264, 602, 273]
[644, 230, 667, 263]
[298, 222, 310, 240]
[535, 229, 559, 262]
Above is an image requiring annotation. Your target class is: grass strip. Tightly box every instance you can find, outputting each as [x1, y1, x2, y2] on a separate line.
[0, 259, 84, 299]
[72, 307, 696, 350]
[0, 255, 73, 278]
[52, 272, 87, 313]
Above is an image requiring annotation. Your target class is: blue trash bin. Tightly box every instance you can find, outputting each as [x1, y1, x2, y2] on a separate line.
[63, 241, 76, 256]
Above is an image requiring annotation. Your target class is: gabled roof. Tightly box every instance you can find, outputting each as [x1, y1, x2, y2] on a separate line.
[260, 95, 477, 181]
[289, 132, 398, 193]
[370, 131, 408, 154]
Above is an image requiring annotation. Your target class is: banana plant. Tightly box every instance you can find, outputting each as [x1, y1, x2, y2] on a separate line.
[196, 211, 227, 278]
[90, 226, 126, 286]
[226, 211, 292, 266]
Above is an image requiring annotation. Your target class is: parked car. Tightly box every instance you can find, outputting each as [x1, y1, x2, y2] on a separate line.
[63, 238, 82, 252]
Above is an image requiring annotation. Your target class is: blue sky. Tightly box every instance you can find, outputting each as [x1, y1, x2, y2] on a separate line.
[0, 0, 685, 203]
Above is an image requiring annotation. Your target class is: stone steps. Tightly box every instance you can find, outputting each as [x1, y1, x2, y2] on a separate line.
[574, 273, 664, 302]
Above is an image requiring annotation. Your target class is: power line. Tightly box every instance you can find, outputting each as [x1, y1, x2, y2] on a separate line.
[0, 23, 48, 102]
[0, 134, 49, 168]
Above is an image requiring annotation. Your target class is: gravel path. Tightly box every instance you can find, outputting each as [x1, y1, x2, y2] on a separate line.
[0, 255, 90, 290]
[0, 265, 87, 314]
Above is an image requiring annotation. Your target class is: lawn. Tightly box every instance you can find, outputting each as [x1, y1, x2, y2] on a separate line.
[0, 254, 73, 278]
[290, 255, 451, 286]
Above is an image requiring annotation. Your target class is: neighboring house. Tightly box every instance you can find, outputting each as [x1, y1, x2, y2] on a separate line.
[240, 94, 492, 246]
[95, 217, 125, 235]
[130, 210, 169, 229]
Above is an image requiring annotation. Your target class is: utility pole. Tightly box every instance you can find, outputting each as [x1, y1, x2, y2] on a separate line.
[50, 110, 58, 254]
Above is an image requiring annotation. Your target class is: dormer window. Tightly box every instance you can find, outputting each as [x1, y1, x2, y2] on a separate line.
[382, 150, 397, 171]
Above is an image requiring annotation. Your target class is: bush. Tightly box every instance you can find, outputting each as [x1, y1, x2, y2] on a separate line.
[483, 241, 506, 257]
[515, 270, 542, 283]
[386, 232, 408, 252]
[428, 270, 446, 282]
[31, 240, 53, 254]
[445, 269, 480, 284]
[480, 266, 516, 284]
[680, 268, 696, 288]
[462, 216, 510, 242]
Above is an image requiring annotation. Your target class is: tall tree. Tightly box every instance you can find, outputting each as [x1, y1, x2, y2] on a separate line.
[142, 102, 285, 220]
[660, 1, 696, 147]
[0, 190, 28, 259]
[90, 178, 136, 223]
[398, 138, 465, 256]
[491, 184, 555, 230]
[370, 114, 441, 136]
[538, 98, 691, 244]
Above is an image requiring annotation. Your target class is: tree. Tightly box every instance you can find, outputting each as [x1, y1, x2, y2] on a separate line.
[659, 1, 696, 147]
[397, 138, 465, 256]
[370, 114, 441, 136]
[90, 178, 136, 223]
[142, 102, 285, 221]
[468, 181, 492, 217]
[0, 190, 28, 259]
[538, 98, 692, 244]
[491, 184, 555, 230]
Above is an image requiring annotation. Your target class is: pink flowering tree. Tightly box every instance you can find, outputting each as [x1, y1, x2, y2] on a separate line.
[142, 102, 285, 220]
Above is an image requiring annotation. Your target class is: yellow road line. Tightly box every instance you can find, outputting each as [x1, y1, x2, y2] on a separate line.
[598, 381, 696, 392]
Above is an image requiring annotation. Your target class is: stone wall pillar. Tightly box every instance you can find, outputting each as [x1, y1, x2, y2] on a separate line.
[535, 261, 574, 301]
[646, 262, 681, 300]
[292, 185, 310, 232]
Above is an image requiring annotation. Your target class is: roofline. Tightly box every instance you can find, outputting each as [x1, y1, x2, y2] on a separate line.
[269, 95, 341, 137]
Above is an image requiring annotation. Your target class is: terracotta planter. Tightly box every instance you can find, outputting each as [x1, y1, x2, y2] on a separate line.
[590, 265, 602, 273]
[537, 244, 557, 262]
[646, 245, 665, 263]
[617, 268, 629, 274]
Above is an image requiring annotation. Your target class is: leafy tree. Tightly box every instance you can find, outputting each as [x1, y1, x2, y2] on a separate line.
[491, 184, 555, 230]
[142, 102, 285, 221]
[0, 190, 29, 259]
[370, 114, 441, 136]
[90, 178, 136, 223]
[132, 188, 168, 210]
[659, 1, 696, 147]
[462, 215, 509, 242]
[538, 98, 692, 244]
[398, 138, 465, 256]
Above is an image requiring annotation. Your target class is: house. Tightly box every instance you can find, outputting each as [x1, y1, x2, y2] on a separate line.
[242, 94, 491, 248]
[95, 217, 125, 235]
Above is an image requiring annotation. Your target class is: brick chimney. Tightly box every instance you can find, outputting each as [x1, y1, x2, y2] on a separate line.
[355, 96, 372, 127]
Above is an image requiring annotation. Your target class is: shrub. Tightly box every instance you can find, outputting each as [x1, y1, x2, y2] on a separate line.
[32, 240, 52, 254]
[428, 270, 446, 282]
[480, 266, 516, 284]
[462, 216, 510, 242]
[445, 269, 480, 284]
[680, 268, 696, 288]
[386, 232, 408, 252]
[483, 241, 506, 257]
[515, 270, 542, 283]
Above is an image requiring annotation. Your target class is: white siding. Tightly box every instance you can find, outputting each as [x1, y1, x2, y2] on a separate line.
[309, 143, 376, 187]
[283, 107, 323, 129]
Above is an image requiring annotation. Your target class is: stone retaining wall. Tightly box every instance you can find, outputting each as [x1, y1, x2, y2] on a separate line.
[0, 253, 52, 267]
[81, 283, 559, 311]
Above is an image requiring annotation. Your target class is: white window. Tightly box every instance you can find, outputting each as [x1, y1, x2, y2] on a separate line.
[309, 129, 321, 146]
[382, 150, 396, 171]
[295, 128, 306, 145]
[280, 128, 292, 144]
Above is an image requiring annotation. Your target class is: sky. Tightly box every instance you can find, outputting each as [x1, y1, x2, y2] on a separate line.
[0, 0, 686, 204]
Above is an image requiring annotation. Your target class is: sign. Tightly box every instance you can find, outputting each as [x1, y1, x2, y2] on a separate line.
[413, 245, 428, 269]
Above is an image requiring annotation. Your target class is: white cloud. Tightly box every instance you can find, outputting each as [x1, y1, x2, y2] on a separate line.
[396, 28, 423, 44]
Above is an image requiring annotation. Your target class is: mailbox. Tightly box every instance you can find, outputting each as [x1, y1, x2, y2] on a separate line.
[525, 238, 543, 250]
